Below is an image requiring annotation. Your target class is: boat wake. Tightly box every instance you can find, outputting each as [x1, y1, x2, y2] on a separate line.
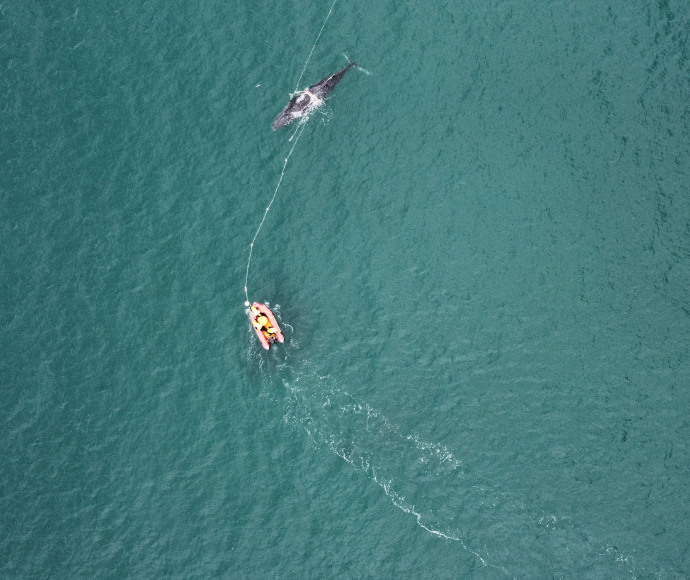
[246, 338, 644, 577]
[261, 357, 513, 574]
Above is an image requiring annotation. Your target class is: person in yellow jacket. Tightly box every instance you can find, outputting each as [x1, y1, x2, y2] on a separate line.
[251, 306, 277, 342]
[255, 315, 269, 330]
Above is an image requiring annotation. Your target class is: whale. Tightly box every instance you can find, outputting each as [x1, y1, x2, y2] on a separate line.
[272, 62, 357, 130]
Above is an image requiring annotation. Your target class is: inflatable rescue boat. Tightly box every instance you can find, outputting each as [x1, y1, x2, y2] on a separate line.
[249, 302, 284, 350]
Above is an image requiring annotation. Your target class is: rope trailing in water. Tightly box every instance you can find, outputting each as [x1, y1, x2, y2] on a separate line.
[243, 123, 306, 306]
[243, 0, 339, 306]
[294, 0, 340, 93]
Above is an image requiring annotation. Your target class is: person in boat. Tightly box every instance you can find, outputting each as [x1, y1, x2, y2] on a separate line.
[251, 306, 278, 342]
[257, 317, 277, 343]
[254, 314, 270, 330]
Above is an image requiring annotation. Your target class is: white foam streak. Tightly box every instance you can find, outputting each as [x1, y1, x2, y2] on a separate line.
[278, 366, 514, 576]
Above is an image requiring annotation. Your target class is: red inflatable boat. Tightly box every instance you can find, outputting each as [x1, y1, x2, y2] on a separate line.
[249, 302, 284, 350]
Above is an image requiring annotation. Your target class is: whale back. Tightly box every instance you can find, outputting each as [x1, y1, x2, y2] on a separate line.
[272, 62, 357, 130]
[309, 62, 357, 99]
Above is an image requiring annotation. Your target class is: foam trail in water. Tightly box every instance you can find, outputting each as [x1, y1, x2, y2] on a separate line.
[246, 322, 641, 576]
[274, 360, 513, 575]
[246, 349, 645, 577]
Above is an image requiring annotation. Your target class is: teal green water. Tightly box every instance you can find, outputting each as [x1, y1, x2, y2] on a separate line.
[2, 1, 689, 577]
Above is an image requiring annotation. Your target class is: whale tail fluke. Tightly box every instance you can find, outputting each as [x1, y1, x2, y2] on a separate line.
[342, 53, 369, 75]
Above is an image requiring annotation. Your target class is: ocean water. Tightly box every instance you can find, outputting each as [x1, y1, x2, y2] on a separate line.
[1, 0, 689, 577]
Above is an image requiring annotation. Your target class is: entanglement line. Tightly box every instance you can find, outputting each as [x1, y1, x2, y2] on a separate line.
[293, 0, 340, 93]
[243, 122, 306, 305]
[244, 0, 339, 306]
